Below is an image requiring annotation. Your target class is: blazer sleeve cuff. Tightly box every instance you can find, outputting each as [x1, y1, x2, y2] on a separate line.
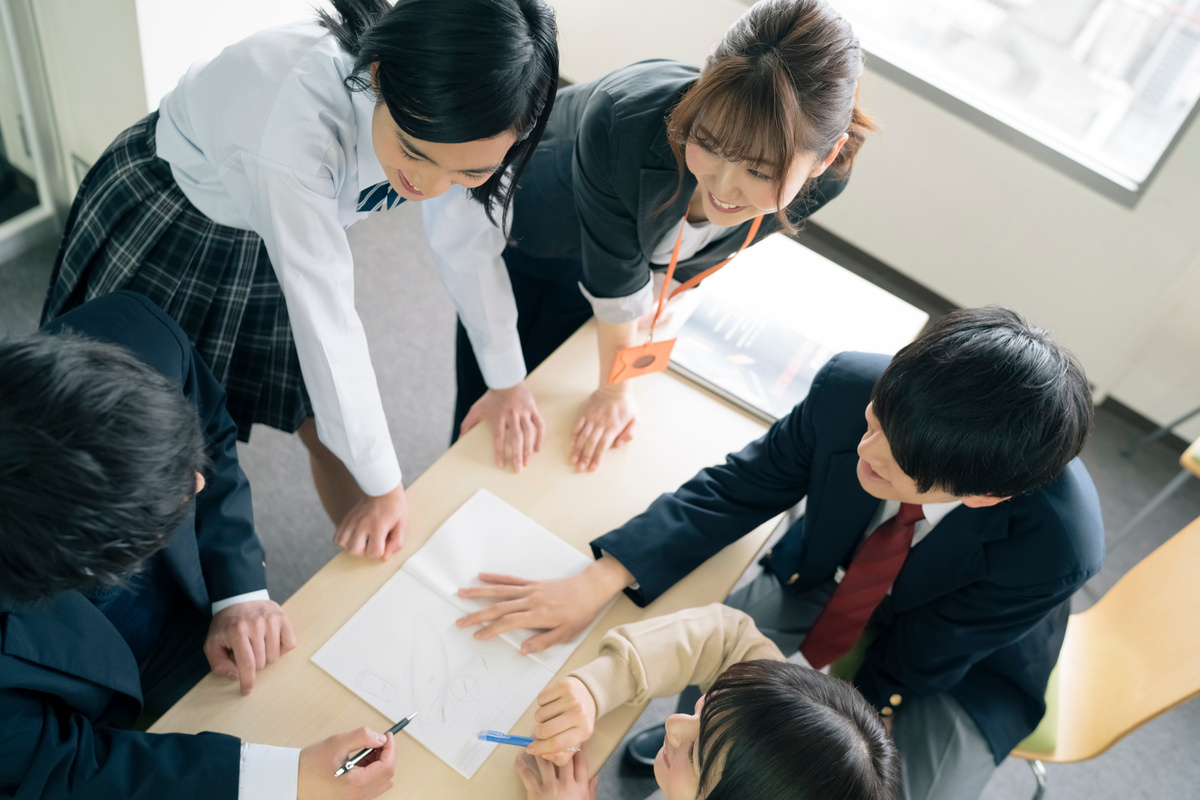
[589, 540, 654, 606]
[579, 280, 654, 325]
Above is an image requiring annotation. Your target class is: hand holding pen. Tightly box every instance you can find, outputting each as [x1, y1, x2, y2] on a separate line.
[524, 677, 597, 766]
[336, 713, 418, 776]
[297, 725, 397, 800]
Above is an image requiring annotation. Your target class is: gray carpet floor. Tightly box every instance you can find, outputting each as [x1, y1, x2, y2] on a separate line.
[3, 202, 1198, 799]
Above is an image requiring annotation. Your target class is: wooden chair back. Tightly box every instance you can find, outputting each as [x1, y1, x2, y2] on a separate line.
[1012, 515, 1200, 762]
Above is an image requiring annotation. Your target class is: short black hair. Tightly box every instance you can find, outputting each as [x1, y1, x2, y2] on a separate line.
[871, 306, 1092, 498]
[0, 333, 207, 602]
[318, 0, 559, 228]
[698, 660, 899, 800]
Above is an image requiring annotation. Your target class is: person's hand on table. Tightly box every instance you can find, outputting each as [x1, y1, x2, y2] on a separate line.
[529, 677, 597, 766]
[516, 750, 597, 800]
[460, 381, 546, 472]
[569, 386, 636, 472]
[298, 728, 395, 800]
[204, 600, 296, 696]
[455, 556, 634, 654]
[334, 482, 408, 560]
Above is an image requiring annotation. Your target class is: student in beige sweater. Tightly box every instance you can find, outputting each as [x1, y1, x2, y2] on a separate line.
[514, 604, 898, 800]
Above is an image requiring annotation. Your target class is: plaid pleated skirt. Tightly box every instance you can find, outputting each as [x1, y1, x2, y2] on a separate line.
[42, 112, 311, 440]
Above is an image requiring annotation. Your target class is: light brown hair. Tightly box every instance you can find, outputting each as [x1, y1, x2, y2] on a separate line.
[664, 0, 876, 232]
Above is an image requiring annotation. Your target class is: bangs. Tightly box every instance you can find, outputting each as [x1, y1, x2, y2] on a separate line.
[672, 57, 805, 183]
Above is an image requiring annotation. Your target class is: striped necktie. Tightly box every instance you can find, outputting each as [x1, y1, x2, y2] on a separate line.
[356, 180, 404, 213]
[799, 503, 925, 670]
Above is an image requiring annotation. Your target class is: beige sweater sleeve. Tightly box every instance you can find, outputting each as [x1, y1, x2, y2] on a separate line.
[568, 604, 785, 718]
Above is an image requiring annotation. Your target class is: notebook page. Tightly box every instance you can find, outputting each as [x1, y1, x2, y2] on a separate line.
[403, 489, 602, 672]
[311, 569, 554, 778]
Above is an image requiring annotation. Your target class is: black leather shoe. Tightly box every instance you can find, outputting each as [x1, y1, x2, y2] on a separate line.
[623, 724, 666, 774]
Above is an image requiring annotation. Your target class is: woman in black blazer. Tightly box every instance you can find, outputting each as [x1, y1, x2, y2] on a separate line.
[454, 0, 873, 471]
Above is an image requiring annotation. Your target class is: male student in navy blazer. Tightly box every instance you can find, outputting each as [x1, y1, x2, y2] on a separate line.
[455, 307, 1104, 800]
[0, 292, 395, 799]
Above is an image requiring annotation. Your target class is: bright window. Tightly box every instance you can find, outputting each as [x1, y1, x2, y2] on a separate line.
[830, 0, 1200, 193]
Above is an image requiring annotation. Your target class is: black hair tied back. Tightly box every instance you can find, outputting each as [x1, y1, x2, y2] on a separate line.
[317, 0, 559, 227]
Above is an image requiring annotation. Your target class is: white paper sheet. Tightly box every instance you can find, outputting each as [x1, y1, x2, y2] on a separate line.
[312, 490, 603, 778]
[404, 488, 597, 672]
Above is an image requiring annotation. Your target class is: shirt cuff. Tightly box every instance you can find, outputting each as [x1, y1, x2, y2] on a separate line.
[578, 280, 655, 325]
[212, 590, 272, 617]
[476, 340, 528, 390]
[350, 451, 404, 498]
[239, 742, 300, 800]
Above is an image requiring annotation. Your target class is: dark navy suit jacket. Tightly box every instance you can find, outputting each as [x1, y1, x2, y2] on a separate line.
[0, 291, 266, 798]
[593, 352, 1105, 762]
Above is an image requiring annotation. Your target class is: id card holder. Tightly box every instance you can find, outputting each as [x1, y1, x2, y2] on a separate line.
[608, 338, 677, 384]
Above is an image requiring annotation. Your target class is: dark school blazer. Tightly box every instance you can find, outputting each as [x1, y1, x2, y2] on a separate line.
[592, 352, 1106, 762]
[0, 291, 267, 799]
[508, 59, 849, 298]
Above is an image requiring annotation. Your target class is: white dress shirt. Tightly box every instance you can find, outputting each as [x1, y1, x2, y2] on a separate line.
[154, 20, 525, 497]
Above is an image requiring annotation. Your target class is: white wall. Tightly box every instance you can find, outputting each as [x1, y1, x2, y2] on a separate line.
[30, 0, 146, 192]
[553, 0, 1200, 441]
[134, 0, 331, 110]
[28, 0, 329, 195]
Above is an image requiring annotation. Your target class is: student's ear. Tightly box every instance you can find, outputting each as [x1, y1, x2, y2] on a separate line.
[370, 60, 380, 90]
[960, 494, 1010, 509]
[195, 472, 206, 496]
[810, 132, 850, 179]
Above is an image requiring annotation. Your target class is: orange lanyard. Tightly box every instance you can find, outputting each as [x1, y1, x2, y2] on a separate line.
[648, 215, 764, 334]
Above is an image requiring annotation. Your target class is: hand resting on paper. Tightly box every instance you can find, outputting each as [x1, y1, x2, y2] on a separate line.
[455, 556, 635, 654]
[528, 678, 598, 766]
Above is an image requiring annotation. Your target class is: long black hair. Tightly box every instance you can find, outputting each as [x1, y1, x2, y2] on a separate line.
[317, 0, 558, 227]
[698, 660, 900, 800]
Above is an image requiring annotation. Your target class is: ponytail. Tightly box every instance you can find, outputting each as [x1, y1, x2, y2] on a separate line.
[316, 0, 391, 56]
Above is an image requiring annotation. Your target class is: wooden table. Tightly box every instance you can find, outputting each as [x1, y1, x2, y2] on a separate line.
[151, 320, 777, 798]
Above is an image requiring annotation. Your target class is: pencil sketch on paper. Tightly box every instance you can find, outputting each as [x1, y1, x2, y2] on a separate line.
[311, 489, 604, 778]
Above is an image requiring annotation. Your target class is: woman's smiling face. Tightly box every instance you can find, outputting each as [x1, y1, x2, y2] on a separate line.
[683, 131, 818, 228]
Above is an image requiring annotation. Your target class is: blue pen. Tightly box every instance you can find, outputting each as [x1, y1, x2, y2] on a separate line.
[478, 730, 535, 747]
[477, 730, 580, 752]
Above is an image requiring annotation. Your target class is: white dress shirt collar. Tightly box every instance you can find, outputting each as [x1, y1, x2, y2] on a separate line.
[871, 498, 964, 548]
[352, 87, 386, 192]
[919, 500, 963, 528]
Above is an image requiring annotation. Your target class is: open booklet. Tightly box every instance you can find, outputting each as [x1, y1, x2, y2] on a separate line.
[312, 489, 606, 778]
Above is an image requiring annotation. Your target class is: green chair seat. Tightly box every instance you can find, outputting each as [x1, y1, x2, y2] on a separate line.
[1016, 662, 1060, 755]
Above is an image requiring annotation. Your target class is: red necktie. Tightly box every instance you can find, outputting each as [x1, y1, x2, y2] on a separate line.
[799, 503, 925, 670]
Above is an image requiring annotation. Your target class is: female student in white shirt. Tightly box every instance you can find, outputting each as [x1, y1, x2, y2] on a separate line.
[449, 0, 873, 472]
[42, 0, 558, 559]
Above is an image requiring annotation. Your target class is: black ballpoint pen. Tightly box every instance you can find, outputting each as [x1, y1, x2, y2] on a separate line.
[334, 712, 418, 777]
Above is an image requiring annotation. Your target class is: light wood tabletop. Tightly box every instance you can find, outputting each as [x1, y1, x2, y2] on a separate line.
[150, 320, 778, 798]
